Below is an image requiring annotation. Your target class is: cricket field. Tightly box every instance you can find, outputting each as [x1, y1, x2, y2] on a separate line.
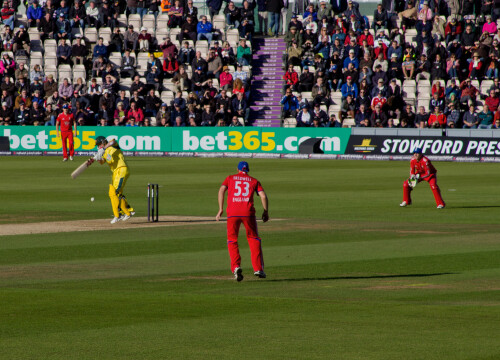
[0, 156, 499, 359]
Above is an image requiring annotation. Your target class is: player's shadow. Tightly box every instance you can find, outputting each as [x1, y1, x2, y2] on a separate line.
[451, 205, 500, 209]
[266, 272, 455, 282]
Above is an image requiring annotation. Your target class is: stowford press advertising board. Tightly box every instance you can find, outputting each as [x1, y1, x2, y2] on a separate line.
[0, 127, 351, 155]
[345, 135, 500, 162]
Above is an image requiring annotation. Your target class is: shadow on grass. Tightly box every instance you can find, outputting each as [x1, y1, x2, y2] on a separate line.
[451, 206, 500, 209]
[266, 272, 455, 282]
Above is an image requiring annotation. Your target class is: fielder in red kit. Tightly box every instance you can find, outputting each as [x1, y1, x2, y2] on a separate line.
[401, 148, 445, 209]
[216, 161, 269, 282]
[56, 104, 77, 162]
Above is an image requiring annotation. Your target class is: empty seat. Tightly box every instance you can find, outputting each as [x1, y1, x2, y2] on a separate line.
[85, 27, 98, 43]
[73, 64, 87, 81]
[128, 14, 142, 30]
[142, 14, 156, 31]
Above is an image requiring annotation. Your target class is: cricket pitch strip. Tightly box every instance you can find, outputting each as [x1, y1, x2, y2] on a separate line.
[0, 216, 224, 236]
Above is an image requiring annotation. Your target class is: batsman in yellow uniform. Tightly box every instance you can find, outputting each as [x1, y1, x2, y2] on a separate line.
[92, 136, 135, 224]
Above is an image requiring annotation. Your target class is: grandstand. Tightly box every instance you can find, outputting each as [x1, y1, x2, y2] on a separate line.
[1, 0, 500, 128]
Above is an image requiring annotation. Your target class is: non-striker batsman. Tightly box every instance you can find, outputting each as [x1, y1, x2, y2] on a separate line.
[216, 161, 269, 282]
[89, 136, 135, 224]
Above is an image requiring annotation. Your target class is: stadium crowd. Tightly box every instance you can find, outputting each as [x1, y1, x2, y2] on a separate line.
[0, 0, 269, 127]
[1, 0, 500, 128]
[281, 0, 500, 128]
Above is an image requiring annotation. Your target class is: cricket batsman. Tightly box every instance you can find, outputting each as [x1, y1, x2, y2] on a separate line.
[56, 104, 77, 162]
[216, 161, 269, 282]
[400, 148, 445, 209]
[88, 136, 135, 224]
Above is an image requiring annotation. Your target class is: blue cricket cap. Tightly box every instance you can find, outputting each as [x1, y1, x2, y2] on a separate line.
[413, 148, 423, 154]
[238, 161, 249, 172]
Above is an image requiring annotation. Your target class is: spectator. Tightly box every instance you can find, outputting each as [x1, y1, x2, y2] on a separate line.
[179, 16, 197, 43]
[178, 41, 195, 65]
[296, 104, 312, 127]
[1, 1, 15, 31]
[267, 0, 283, 37]
[145, 88, 162, 117]
[355, 104, 370, 127]
[184, 0, 198, 22]
[56, 38, 72, 66]
[197, 15, 213, 43]
[163, 53, 179, 79]
[339, 94, 356, 122]
[168, 0, 184, 28]
[298, 66, 314, 92]
[201, 104, 215, 126]
[224, 1, 240, 29]
[130, 75, 146, 96]
[238, 18, 254, 42]
[445, 102, 460, 128]
[236, 39, 252, 66]
[207, 49, 223, 79]
[124, 25, 139, 52]
[127, 101, 145, 124]
[138, 27, 153, 52]
[231, 92, 249, 124]
[38, 13, 54, 41]
[341, 76, 358, 99]
[257, 0, 267, 35]
[120, 49, 136, 79]
[69, 1, 86, 29]
[482, 15, 497, 36]
[221, 41, 236, 65]
[191, 66, 207, 93]
[27, 0, 43, 28]
[110, 28, 124, 53]
[280, 87, 299, 118]
[147, 53, 163, 72]
[311, 77, 329, 106]
[283, 64, 298, 92]
[429, 92, 445, 113]
[311, 102, 328, 125]
[86, 0, 100, 28]
[428, 107, 446, 128]
[485, 90, 500, 113]
[146, 65, 161, 90]
[93, 38, 108, 60]
[13, 25, 30, 55]
[13, 102, 30, 124]
[468, 52, 483, 80]
[58, 78, 73, 101]
[370, 104, 388, 127]
[373, 3, 388, 31]
[172, 65, 191, 92]
[54, 12, 70, 40]
[206, 0, 223, 22]
[14, 89, 32, 109]
[0, 101, 12, 124]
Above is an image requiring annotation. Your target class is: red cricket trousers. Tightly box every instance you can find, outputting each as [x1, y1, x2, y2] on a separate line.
[226, 216, 264, 273]
[61, 131, 74, 159]
[403, 174, 445, 207]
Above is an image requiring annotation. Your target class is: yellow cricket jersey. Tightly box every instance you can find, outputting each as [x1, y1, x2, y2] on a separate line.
[104, 145, 128, 172]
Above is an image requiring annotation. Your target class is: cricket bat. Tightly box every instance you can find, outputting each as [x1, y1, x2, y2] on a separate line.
[71, 159, 93, 179]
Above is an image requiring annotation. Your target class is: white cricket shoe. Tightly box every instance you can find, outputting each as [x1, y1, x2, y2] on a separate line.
[121, 214, 131, 221]
[234, 267, 243, 282]
[254, 270, 267, 278]
[400, 201, 408, 207]
[62, 158, 68, 162]
[437, 205, 445, 209]
[69, 156, 73, 161]
[110, 216, 121, 224]
[130, 211, 136, 216]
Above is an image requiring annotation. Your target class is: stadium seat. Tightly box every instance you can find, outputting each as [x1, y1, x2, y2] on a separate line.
[85, 27, 98, 43]
[45, 66, 57, 80]
[156, 14, 169, 30]
[283, 118, 296, 128]
[98, 27, 112, 44]
[58, 64, 72, 81]
[44, 39, 57, 54]
[480, 80, 493, 96]
[142, 14, 156, 32]
[73, 64, 87, 81]
[108, 52, 122, 67]
[44, 56, 57, 69]
[128, 14, 142, 30]
[343, 118, 355, 127]
[117, 14, 128, 28]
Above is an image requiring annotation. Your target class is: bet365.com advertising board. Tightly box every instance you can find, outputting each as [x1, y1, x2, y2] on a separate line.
[0, 127, 351, 155]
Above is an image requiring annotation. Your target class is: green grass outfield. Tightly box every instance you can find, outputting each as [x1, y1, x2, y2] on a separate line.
[0, 156, 499, 359]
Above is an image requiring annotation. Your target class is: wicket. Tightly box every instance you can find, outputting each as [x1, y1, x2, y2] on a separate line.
[147, 183, 159, 222]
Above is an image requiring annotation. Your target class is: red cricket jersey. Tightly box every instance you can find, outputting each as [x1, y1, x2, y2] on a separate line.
[222, 171, 264, 217]
[410, 156, 437, 179]
[57, 113, 75, 131]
